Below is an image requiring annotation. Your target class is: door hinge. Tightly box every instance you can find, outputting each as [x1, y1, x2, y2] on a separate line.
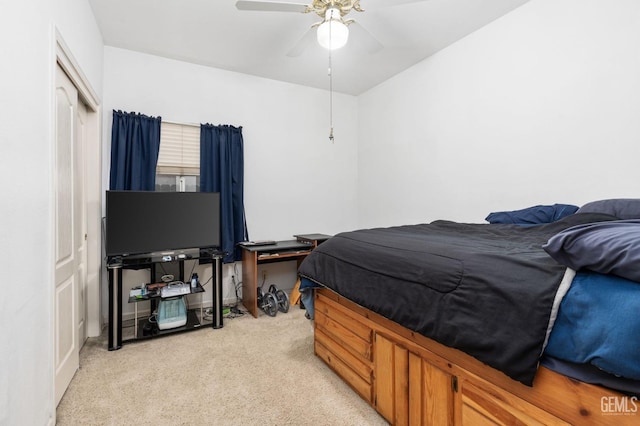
[452, 375, 458, 393]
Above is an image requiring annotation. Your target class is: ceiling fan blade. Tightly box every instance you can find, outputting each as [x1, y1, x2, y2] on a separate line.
[286, 27, 316, 57]
[349, 22, 384, 54]
[235, 1, 309, 13]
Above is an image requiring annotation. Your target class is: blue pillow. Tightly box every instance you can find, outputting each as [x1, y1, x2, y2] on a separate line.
[545, 272, 640, 380]
[577, 198, 640, 219]
[543, 220, 640, 282]
[485, 204, 579, 225]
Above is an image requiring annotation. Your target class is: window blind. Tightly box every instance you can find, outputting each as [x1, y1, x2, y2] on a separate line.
[157, 122, 200, 175]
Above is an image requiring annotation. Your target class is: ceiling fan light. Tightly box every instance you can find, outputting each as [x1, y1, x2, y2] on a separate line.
[317, 17, 349, 50]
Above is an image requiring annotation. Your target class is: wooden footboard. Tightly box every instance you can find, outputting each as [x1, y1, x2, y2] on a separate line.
[314, 288, 637, 425]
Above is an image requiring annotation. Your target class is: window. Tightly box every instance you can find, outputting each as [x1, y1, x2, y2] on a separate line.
[155, 174, 199, 192]
[156, 122, 200, 192]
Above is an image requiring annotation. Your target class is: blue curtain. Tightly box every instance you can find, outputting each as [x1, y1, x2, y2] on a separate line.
[200, 124, 248, 263]
[109, 110, 161, 190]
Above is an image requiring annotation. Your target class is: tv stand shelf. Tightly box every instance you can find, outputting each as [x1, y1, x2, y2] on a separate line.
[127, 284, 206, 340]
[127, 283, 205, 303]
[107, 249, 223, 350]
[133, 309, 202, 341]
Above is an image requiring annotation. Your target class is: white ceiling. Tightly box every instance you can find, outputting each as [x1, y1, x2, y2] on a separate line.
[88, 0, 530, 95]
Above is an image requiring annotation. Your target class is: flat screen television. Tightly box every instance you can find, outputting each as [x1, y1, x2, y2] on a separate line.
[105, 191, 220, 257]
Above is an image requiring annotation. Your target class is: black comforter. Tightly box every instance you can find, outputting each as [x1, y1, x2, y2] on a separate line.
[298, 213, 617, 385]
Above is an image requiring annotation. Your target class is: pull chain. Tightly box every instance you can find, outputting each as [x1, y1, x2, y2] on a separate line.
[328, 17, 334, 143]
[329, 53, 334, 142]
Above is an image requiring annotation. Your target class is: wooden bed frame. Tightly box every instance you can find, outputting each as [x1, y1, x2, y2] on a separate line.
[313, 288, 637, 425]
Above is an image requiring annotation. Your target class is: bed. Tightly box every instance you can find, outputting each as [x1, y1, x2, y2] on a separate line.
[298, 200, 640, 425]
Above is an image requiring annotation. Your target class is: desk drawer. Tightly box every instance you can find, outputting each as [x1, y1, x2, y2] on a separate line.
[314, 292, 374, 403]
[315, 293, 373, 361]
[315, 339, 373, 403]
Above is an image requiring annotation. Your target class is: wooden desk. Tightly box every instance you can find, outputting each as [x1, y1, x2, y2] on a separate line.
[240, 240, 313, 318]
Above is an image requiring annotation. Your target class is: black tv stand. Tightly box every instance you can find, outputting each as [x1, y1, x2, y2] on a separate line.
[107, 249, 223, 350]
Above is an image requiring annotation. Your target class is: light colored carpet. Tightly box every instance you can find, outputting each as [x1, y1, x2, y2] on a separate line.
[56, 308, 387, 425]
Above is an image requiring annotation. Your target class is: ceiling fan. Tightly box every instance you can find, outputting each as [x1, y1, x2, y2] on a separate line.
[236, 1, 426, 141]
[235, 0, 427, 56]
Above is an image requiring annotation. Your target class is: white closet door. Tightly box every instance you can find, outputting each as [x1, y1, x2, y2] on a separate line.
[54, 64, 81, 405]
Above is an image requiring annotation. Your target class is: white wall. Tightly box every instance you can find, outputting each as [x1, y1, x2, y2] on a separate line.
[102, 47, 359, 317]
[0, 1, 103, 425]
[0, 3, 53, 425]
[103, 47, 358, 239]
[54, 0, 104, 90]
[358, 0, 640, 227]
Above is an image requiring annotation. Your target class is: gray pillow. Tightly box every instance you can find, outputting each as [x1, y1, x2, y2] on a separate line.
[577, 199, 640, 219]
[543, 220, 640, 283]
